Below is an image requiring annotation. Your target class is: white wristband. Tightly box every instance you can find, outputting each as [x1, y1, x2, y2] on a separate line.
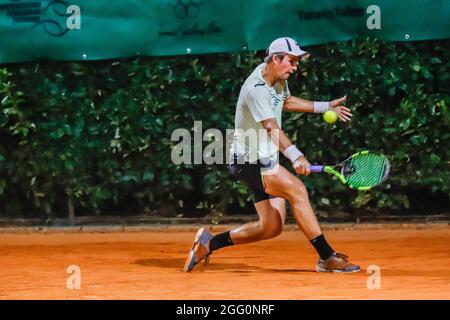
[283, 145, 304, 163]
[313, 101, 330, 113]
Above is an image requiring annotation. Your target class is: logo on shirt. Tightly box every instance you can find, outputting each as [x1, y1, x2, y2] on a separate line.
[270, 89, 288, 111]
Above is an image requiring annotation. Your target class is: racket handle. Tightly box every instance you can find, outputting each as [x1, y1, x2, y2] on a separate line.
[310, 165, 324, 173]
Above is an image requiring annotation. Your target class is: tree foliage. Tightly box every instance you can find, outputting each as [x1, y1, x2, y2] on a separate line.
[0, 38, 449, 217]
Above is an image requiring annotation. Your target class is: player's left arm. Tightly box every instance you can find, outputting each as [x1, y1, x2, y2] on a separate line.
[283, 95, 353, 122]
[283, 95, 314, 112]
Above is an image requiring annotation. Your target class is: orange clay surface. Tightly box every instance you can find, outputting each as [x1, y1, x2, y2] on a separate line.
[0, 227, 449, 300]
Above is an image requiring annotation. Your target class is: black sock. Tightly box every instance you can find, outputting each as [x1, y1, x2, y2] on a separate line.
[310, 234, 334, 260]
[209, 231, 234, 252]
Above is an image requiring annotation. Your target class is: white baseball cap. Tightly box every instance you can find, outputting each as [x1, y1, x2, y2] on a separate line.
[266, 37, 309, 58]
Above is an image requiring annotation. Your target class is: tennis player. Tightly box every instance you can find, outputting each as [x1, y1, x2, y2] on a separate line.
[184, 37, 359, 273]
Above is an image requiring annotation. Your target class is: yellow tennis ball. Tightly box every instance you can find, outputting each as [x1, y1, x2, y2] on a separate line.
[323, 110, 338, 124]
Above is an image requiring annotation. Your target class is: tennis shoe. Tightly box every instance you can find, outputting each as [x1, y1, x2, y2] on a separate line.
[316, 252, 360, 273]
[183, 227, 214, 272]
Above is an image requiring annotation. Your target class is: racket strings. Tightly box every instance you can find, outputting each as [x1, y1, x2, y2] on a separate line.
[344, 154, 389, 188]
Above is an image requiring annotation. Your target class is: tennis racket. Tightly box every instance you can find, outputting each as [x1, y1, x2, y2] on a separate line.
[310, 151, 390, 191]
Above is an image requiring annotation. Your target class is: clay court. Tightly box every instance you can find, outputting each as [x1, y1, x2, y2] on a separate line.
[0, 225, 449, 300]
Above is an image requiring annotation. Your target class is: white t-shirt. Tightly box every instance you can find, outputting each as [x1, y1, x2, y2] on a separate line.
[229, 63, 290, 163]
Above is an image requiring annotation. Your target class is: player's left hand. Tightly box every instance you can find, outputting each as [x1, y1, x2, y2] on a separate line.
[330, 95, 353, 123]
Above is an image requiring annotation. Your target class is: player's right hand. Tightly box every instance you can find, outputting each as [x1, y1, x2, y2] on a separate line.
[293, 156, 311, 176]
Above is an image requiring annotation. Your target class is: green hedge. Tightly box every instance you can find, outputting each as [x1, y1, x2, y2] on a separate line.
[1, 38, 449, 218]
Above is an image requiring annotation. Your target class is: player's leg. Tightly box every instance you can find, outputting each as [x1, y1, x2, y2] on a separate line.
[229, 197, 286, 245]
[183, 197, 286, 272]
[210, 158, 286, 246]
[263, 165, 322, 240]
[183, 160, 286, 272]
[262, 164, 360, 273]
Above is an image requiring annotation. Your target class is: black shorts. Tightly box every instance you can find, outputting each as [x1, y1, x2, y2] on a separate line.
[229, 155, 276, 203]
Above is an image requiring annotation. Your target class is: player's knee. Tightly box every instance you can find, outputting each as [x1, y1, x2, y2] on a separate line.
[260, 216, 283, 239]
[270, 223, 283, 238]
[286, 182, 309, 204]
[261, 226, 282, 239]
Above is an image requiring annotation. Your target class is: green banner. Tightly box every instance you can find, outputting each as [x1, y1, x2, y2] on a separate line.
[0, 0, 449, 64]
